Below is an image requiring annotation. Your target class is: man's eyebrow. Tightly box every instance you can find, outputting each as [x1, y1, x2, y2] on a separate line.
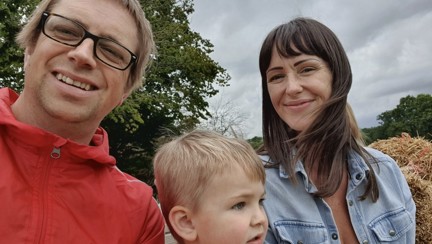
[72, 18, 122, 43]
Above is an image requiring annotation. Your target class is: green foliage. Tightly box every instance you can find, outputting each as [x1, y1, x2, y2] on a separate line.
[103, 0, 230, 184]
[362, 126, 385, 145]
[142, 0, 229, 124]
[0, 0, 230, 185]
[0, 0, 37, 91]
[363, 94, 432, 144]
[247, 136, 263, 150]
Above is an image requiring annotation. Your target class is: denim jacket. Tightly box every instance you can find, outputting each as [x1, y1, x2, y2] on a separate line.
[261, 148, 415, 244]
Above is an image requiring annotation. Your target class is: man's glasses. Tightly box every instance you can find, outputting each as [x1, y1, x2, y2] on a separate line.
[40, 12, 137, 70]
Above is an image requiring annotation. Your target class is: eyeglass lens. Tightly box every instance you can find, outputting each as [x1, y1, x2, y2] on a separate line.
[43, 13, 135, 70]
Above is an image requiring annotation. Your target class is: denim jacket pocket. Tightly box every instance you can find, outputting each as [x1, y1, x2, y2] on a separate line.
[274, 220, 328, 244]
[369, 207, 414, 242]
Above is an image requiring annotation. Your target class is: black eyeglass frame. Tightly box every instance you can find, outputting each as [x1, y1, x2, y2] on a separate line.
[39, 11, 137, 71]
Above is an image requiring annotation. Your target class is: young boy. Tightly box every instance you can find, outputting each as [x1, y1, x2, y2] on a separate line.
[153, 130, 268, 244]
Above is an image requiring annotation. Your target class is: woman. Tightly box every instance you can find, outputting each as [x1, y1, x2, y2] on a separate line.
[258, 17, 415, 244]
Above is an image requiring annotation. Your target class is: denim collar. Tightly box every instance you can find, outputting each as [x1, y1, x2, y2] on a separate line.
[276, 149, 371, 191]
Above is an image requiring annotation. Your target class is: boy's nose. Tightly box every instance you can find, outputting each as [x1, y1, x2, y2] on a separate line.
[252, 206, 268, 227]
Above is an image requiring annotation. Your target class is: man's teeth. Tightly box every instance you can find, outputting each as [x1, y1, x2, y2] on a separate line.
[56, 73, 92, 91]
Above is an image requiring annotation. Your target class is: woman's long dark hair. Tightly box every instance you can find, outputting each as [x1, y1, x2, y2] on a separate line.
[258, 17, 378, 201]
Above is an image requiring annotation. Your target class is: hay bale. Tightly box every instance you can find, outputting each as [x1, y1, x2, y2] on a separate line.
[369, 133, 432, 243]
[369, 133, 432, 180]
[400, 167, 432, 243]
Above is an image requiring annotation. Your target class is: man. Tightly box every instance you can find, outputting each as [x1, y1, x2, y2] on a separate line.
[0, 0, 165, 243]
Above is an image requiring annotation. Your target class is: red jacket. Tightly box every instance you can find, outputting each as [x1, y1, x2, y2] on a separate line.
[0, 88, 165, 244]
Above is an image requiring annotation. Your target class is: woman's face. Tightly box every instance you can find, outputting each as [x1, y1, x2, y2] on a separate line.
[266, 47, 332, 132]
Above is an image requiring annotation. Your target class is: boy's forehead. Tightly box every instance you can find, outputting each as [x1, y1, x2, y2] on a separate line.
[196, 172, 265, 205]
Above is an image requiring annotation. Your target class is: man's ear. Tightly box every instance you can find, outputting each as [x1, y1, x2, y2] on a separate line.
[117, 91, 130, 106]
[23, 47, 34, 72]
[117, 82, 135, 106]
[169, 206, 197, 242]
[117, 95, 127, 106]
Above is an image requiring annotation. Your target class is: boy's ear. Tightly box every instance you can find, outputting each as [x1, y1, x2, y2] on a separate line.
[169, 206, 197, 242]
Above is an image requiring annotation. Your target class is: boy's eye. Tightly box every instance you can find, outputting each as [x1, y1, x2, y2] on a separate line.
[232, 202, 246, 210]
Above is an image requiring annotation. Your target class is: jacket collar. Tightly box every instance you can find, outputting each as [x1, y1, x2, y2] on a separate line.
[0, 88, 115, 165]
[275, 149, 371, 191]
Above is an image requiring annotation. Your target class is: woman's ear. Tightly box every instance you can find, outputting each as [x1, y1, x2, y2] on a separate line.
[169, 205, 197, 242]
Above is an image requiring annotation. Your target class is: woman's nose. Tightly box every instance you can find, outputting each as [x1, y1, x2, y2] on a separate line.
[284, 74, 303, 95]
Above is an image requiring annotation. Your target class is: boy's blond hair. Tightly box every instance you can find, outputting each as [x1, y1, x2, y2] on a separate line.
[153, 130, 265, 243]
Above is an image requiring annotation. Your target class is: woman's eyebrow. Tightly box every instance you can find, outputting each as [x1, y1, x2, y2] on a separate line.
[293, 58, 321, 67]
[266, 66, 283, 74]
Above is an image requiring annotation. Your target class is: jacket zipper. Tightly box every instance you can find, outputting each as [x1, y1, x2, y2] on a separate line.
[35, 147, 61, 244]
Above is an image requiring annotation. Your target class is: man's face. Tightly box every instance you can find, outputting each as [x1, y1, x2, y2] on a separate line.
[23, 0, 138, 130]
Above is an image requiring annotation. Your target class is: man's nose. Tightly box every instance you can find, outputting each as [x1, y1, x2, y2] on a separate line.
[67, 38, 97, 69]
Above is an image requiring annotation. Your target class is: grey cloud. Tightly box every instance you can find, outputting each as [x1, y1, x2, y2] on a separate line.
[191, 0, 432, 138]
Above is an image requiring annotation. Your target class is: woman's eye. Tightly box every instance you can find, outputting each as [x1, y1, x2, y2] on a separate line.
[232, 202, 246, 210]
[300, 66, 316, 74]
[268, 74, 285, 83]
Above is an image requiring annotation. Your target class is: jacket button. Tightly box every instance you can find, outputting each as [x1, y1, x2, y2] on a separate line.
[331, 233, 338, 240]
[389, 229, 396, 236]
[297, 241, 303, 244]
[348, 200, 354, 206]
[362, 240, 369, 244]
[355, 173, 362, 180]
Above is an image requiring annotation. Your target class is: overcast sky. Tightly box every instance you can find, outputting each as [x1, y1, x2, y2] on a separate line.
[189, 0, 432, 138]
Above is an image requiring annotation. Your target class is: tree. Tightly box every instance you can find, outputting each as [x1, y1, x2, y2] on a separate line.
[363, 94, 432, 143]
[247, 136, 263, 150]
[0, 0, 231, 185]
[198, 97, 248, 138]
[103, 0, 230, 185]
[0, 0, 38, 91]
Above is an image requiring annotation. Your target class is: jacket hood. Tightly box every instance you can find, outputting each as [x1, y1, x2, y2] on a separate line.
[0, 88, 116, 165]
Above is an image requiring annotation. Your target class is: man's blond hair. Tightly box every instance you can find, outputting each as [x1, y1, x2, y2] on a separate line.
[16, 0, 155, 91]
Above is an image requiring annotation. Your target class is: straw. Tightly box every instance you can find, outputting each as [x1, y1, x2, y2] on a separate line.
[369, 133, 432, 243]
